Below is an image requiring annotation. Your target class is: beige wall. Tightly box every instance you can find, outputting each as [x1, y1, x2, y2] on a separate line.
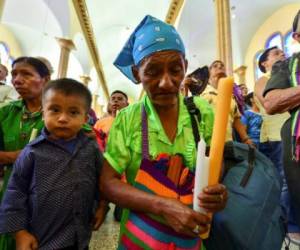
[0, 23, 22, 63]
[244, 3, 300, 91]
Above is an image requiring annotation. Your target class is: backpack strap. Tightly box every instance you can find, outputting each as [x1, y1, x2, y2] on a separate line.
[184, 96, 202, 148]
[240, 145, 255, 187]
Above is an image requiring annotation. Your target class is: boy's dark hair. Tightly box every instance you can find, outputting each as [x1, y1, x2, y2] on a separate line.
[244, 92, 254, 107]
[258, 46, 277, 73]
[293, 10, 300, 33]
[111, 90, 128, 100]
[43, 78, 92, 111]
[12, 57, 50, 77]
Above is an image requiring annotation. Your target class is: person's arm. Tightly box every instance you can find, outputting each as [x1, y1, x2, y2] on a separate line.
[233, 118, 254, 146]
[262, 59, 299, 114]
[0, 150, 21, 164]
[93, 145, 109, 231]
[0, 147, 38, 248]
[254, 76, 268, 107]
[264, 86, 300, 114]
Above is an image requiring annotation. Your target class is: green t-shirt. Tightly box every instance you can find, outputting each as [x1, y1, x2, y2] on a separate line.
[0, 100, 44, 153]
[104, 94, 214, 183]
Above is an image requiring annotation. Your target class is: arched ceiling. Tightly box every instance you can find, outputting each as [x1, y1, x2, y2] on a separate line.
[1, 0, 299, 103]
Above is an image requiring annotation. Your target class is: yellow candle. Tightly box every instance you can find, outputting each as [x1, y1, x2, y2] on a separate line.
[200, 76, 234, 239]
[208, 77, 234, 185]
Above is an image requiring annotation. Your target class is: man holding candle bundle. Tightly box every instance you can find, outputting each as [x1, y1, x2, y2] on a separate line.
[263, 10, 300, 242]
[100, 15, 228, 250]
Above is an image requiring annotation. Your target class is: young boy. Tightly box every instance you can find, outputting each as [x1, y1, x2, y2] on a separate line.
[241, 92, 262, 147]
[0, 78, 107, 250]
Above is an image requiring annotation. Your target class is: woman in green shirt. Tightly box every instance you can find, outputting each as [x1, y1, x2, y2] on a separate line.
[0, 57, 50, 250]
[101, 15, 228, 250]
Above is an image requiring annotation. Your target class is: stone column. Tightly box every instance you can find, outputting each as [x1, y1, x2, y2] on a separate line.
[80, 75, 91, 87]
[214, 0, 233, 75]
[56, 38, 76, 78]
[234, 65, 247, 85]
[0, 0, 6, 21]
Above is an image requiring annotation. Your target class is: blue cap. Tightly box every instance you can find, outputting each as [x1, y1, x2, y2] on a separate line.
[114, 15, 185, 83]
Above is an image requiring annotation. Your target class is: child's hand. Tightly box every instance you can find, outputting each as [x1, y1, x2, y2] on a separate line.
[92, 204, 109, 230]
[15, 230, 38, 250]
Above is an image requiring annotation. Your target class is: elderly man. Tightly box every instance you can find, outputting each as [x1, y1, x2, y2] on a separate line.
[263, 10, 300, 242]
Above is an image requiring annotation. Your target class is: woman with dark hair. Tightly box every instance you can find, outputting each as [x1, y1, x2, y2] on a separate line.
[0, 56, 50, 250]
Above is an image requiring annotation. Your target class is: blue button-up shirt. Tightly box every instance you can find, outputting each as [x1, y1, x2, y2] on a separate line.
[0, 129, 103, 250]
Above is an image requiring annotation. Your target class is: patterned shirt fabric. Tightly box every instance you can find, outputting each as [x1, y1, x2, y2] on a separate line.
[104, 94, 214, 184]
[114, 15, 185, 83]
[241, 110, 262, 146]
[0, 128, 103, 250]
[201, 84, 240, 141]
[94, 115, 115, 134]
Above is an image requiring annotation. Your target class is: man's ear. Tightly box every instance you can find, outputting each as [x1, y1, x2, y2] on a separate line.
[184, 59, 188, 74]
[44, 75, 50, 84]
[132, 66, 141, 83]
[261, 61, 268, 72]
[84, 113, 89, 123]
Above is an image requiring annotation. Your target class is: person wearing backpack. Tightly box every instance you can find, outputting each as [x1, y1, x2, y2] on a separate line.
[100, 15, 228, 250]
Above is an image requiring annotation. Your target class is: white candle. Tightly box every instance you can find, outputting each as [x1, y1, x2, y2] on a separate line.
[193, 139, 209, 213]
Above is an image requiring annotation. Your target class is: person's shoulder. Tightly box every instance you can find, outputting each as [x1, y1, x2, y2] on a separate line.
[119, 101, 142, 115]
[271, 59, 290, 75]
[190, 95, 214, 114]
[27, 134, 47, 148]
[114, 101, 143, 125]
[0, 99, 22, 111]
[256, 75, 269, 85]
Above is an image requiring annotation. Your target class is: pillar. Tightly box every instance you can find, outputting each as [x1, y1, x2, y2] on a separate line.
[234, 65, 247, 85]
[214, 0, 233, 75]
[0, 0, 6, 21]
[56, 38, 76, 78]
[80, 75, 91, 86]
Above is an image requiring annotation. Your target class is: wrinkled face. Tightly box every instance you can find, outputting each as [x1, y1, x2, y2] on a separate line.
[209, 61, 226, 78]
[11, 62, 48, 100]
[264, 48, 285, 71]
[135, 50, 187, 108]
[109, 92, 128, 112]
[0, 65, 7, 81]
[43, 90, 88, 140]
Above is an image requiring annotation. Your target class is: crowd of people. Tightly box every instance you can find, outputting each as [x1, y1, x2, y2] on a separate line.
[0, 9, 299, 250]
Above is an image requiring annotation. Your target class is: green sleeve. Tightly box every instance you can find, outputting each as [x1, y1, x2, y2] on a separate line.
[194, 96, 214, 145]
[0, 105, 10, 150]
[103, 110, 131, 175]
[263, 59, 291, 97]
[82, 123, 92, 132]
